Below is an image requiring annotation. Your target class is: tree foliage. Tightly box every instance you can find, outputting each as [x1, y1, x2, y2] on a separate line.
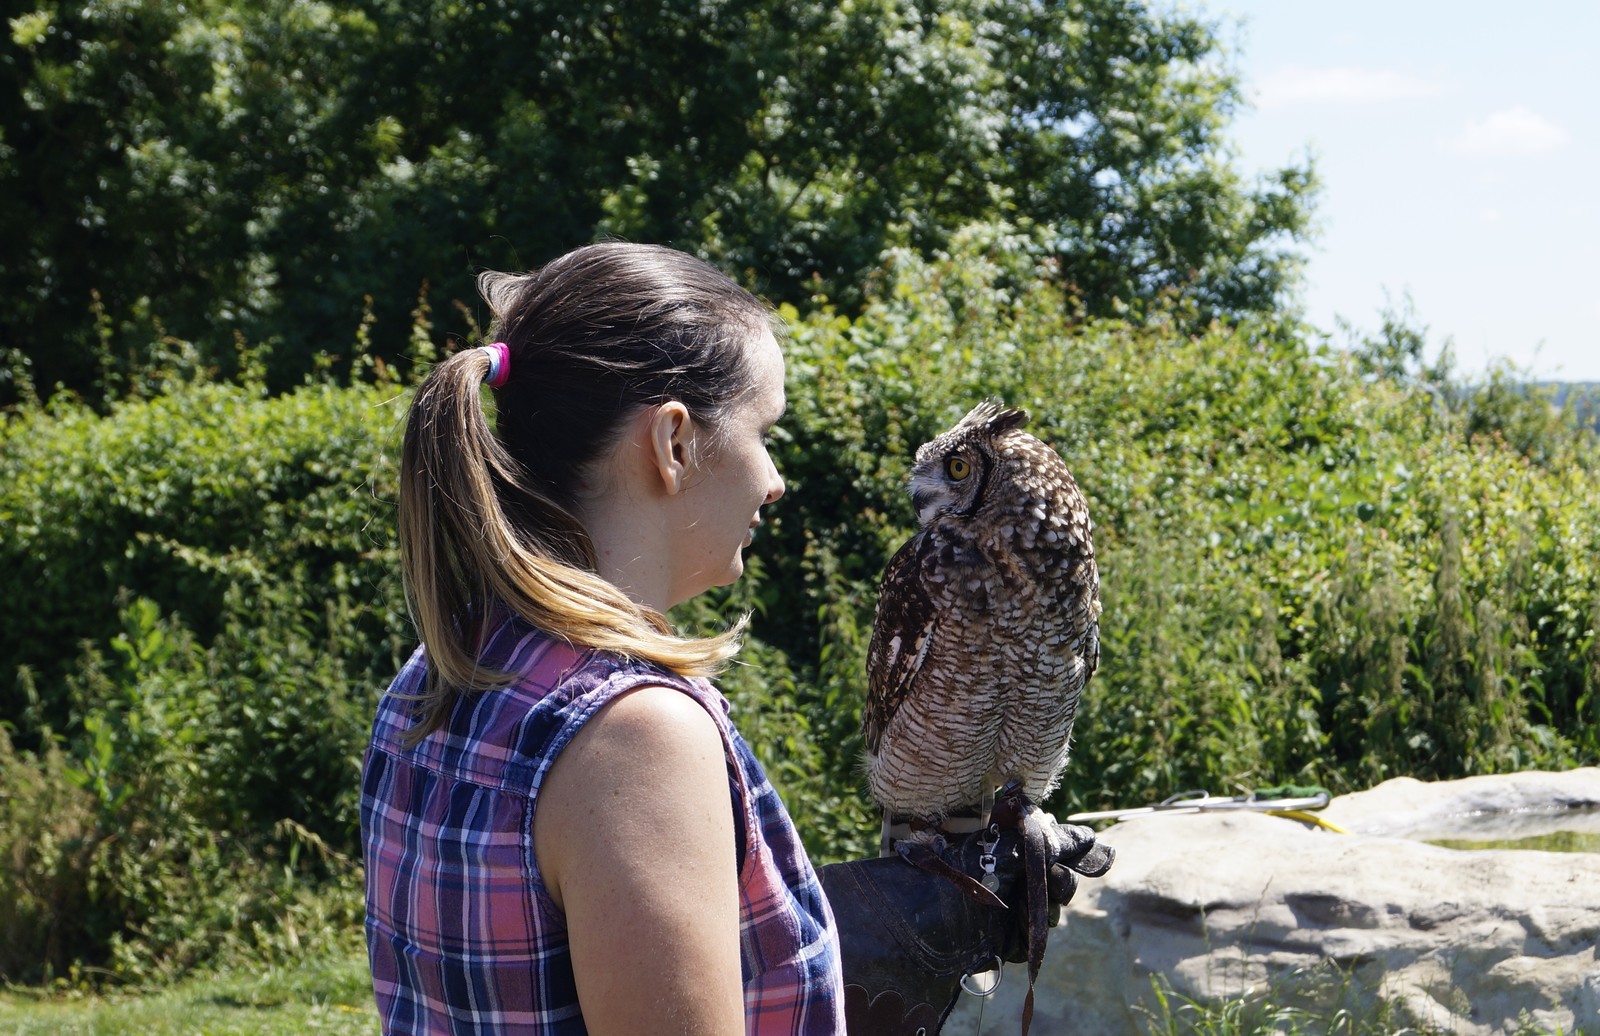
[4, 241, 1597, 983]
[3, 0, 1314, 402]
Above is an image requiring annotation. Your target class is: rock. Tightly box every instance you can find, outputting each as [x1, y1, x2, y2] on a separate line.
[944, 769, 1600, 1036]
[1321, 768, 1600, 843]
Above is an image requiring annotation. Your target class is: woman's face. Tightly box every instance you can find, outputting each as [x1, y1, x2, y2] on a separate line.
[668, 328, 787, 606]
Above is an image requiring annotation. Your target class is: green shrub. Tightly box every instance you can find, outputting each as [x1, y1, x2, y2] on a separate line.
[0, 374, 409, 726]
[0, 368, 404, 982]
[4, 235, 1600, 980]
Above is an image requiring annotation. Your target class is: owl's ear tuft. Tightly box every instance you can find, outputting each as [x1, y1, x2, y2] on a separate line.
[980, 400, 1029, 434]
[960, 398, 1029, 434]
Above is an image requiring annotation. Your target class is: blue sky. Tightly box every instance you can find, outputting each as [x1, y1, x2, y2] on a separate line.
[1200, 1, 1599, 382]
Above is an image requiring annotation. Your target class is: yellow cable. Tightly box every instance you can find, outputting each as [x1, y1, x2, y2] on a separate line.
[1267, 809, 1350, 833]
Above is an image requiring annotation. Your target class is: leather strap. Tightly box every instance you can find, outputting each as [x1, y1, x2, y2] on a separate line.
[896, 838, 1009, 910]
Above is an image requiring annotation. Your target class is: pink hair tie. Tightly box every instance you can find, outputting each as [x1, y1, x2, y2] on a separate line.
[481, 341, 511, 388]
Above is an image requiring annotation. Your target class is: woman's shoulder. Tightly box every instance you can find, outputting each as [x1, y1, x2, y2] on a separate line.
[485, 612, 731, 719]
[370, 617, 731, 788]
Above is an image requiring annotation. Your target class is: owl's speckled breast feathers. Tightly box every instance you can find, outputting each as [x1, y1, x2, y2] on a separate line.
[864, 401, 1100, 822]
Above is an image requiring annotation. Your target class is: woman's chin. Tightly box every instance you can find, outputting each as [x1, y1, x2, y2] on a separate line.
[688, 557, 745, 600]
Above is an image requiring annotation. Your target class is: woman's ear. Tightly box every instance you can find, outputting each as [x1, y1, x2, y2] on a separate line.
[645, 401, 694, 495]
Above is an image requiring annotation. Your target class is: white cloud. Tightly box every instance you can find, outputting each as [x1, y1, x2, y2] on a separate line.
[1479, 208, 1504, 224]
[1254, 66, 1450, 109]
[1446, 106, 1570, 158]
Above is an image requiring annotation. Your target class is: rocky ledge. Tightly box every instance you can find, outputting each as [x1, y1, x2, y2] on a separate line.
[947, 768, 1600, 1036]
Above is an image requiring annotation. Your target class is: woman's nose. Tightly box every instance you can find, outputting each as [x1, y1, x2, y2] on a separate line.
[765, 457, 785, 504]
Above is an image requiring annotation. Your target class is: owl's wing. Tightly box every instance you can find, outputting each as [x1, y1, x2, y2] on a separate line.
[1065, 555, 1102, 682]
[864, 523, 1019, 752]
[864, 532, 949, 753]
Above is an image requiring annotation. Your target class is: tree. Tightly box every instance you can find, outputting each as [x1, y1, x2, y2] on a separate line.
[1, 0, 381, 398]
[1, 0, 1315, 402]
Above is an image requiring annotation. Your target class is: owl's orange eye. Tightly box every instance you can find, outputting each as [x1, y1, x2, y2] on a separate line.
[946, 456, 971, 480]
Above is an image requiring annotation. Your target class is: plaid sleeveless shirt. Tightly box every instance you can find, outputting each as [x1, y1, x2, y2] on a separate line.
[361, 620, 846, 1035]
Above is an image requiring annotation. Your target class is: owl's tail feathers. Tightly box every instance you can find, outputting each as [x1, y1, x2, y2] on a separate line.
[878, 807, 986, 857]
[878, 787, 997, 857]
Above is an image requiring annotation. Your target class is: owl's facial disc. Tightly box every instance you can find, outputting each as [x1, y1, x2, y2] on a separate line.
[910, 474, 950, 524]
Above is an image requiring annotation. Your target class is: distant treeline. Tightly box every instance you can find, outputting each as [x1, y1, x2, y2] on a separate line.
[1541, 382, 1600, 431]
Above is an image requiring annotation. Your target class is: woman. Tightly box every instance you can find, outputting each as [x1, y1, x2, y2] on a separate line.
[360, 242, 1112, 1036]
[361, 243, 842, 1034]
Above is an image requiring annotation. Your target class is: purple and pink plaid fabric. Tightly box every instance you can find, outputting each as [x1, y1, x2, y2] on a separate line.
[361, 619, 846, 1034]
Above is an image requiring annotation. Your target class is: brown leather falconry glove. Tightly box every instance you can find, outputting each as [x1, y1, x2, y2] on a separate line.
[815, 785, 1114, 1036]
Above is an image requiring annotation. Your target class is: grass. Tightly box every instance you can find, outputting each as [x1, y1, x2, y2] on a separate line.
[0, 952, 377, 1036]
[1139, 976, 1432, 1036]
[0, 944, 1581, 1036]
[1135, 966, 1579, 1036]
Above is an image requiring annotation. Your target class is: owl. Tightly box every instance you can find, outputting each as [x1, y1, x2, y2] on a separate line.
[864, 400, 1100, 827]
